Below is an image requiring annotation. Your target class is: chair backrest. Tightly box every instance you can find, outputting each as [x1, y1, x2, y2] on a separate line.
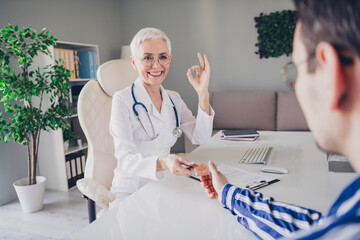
[77, 59, 138, 189]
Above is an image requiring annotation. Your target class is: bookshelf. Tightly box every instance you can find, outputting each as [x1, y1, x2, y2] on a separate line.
[38, 41, 99, 191]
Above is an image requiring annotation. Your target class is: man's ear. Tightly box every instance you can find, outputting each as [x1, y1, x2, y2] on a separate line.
[130, 56, 138, 71]
[315, 42, 347, 110]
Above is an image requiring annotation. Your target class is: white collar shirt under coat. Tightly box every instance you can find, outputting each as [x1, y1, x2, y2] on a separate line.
[109, 78, 215, 194]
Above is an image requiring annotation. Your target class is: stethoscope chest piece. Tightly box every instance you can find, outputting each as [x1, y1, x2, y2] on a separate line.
[173, 127, 183, 138]
[132, 82, 182, 140]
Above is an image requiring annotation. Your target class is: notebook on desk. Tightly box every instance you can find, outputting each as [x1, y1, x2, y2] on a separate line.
[328, 153, 355, 173]
[222, 129, 259, 137]
[221, 129, 259, 141]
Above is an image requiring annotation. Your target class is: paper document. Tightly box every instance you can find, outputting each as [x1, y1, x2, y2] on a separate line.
[216, 164, 279, 190]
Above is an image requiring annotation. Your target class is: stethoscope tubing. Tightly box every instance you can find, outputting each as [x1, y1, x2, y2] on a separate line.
[131, 83, 181, 139]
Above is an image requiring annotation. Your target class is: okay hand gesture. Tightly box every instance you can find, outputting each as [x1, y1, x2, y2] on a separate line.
[186, 53, 211, 98]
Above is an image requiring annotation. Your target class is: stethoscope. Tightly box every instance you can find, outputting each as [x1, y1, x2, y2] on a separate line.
[131, 83, 183, 140]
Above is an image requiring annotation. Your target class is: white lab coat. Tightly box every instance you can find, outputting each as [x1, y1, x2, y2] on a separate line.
[109, 78, 215, 195]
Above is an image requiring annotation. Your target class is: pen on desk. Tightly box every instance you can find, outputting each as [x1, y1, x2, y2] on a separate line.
[246, 180, 267, 191]
[247, 179, 280, 191]
[250, 182, 269, 191]
[188, 176, 201, 182]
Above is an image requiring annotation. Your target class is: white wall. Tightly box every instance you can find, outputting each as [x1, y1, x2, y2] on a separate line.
[0, 0, 122, 64]
[119, 0, 295, 152]
[0, 142, 27, 206]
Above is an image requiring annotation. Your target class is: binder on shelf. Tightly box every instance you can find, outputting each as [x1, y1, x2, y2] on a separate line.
[76, 155, 82, 175]
[77, 51, 98, 79]
[81, 154, 86, 173]
[71, 158, 77, 181]
[92, 51, 98, 78]
[65, 151, 86, 188]
[54, 48, 76, 80]
[65, 154, 75, 188]
[66, 161, 71, 180]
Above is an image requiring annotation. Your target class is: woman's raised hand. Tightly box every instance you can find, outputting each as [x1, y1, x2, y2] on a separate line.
[187, 53, 211, 114]
[187, 53, 210, 98]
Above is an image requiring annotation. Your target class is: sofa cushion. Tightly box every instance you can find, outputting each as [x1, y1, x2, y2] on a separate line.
[212, 91, 276, 130]
[276, 91, 309, 131]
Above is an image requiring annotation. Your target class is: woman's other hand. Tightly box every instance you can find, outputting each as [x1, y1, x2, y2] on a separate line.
[200, 161, 228, 201]
[187, 53, 211, 115]
[157, 154, 195, 176]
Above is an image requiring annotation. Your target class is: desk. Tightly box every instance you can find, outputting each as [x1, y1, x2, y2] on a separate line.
[72, 131, 357, 240]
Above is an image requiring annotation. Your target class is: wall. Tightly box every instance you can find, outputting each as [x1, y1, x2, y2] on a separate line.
[0, 0, 121, 205]
[0, 142, 27, 206]
[119, 0, 295, 152]
[0, 0, 121, 64]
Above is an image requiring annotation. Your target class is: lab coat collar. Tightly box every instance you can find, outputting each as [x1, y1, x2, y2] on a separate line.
[160, 85, 174, 108]
[134, 78, 173, 120]
[133, 78, 151, 106]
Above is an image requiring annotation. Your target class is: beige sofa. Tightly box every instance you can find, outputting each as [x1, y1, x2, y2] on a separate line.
[185, 91, 309, 153]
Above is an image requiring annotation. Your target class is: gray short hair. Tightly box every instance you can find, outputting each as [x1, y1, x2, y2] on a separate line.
[130, 27, 172, 57]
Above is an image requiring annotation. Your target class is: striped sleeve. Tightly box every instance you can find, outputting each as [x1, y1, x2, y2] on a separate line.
[221, 184, 322, 240]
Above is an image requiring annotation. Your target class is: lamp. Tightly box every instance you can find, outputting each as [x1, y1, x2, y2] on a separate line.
[120, 45, 131, 59]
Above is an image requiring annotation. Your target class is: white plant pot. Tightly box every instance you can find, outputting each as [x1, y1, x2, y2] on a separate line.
[13, 176, 47, 213]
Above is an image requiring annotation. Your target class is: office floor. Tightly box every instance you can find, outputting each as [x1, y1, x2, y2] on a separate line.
[0, 188, 90, 240]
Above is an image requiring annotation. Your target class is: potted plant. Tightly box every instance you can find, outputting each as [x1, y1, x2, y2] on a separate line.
[0, 24, 71, 213]
[62, 127, 81, 151]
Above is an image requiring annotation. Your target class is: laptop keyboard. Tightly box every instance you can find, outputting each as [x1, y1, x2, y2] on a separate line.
[239, 146, 273, 164]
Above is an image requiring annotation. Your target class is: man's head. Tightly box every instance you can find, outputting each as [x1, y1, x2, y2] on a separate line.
[294, 0, 360, 63]
[292, 0, 360, 168]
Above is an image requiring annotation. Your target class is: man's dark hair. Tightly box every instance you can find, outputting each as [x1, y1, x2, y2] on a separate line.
[294, 0, 360, 62]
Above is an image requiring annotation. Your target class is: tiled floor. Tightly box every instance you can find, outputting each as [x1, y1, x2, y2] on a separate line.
[0, 188, 90, 240]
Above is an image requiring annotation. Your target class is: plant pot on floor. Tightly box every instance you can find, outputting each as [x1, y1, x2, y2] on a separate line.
[13, 176, 47, 213]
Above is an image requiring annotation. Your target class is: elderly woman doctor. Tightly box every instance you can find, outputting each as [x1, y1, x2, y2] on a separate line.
[109, 27, 215, 205]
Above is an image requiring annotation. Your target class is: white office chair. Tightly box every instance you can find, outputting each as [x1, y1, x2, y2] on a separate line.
[76, 59, 138, 223]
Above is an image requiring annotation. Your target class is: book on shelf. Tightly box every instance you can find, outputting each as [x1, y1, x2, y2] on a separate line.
[54, 48, 76, 80]
[77, 51, 98, 79]
[74, 50, 80, 79]
[221, 129, 259, 141]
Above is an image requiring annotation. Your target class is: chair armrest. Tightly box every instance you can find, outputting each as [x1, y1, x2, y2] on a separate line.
[77, 178, 116, 209]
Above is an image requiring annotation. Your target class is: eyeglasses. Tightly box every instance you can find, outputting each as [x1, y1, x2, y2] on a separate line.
[281, 50, 354, 91]
[136, 54, 171, 67]
[281, 57, 313, 91]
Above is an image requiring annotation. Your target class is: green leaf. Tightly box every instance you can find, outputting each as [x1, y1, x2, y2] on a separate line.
[14, 25, 18, 32]
[2, 33, 10, 39]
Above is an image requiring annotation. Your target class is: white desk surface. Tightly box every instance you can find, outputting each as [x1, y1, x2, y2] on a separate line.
[72, 131, 358, 240]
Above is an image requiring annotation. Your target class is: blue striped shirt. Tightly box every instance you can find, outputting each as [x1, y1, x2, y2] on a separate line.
[221, 177, 360, 239]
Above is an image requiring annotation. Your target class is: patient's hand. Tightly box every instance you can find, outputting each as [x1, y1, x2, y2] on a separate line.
[200, 161, 228, 201]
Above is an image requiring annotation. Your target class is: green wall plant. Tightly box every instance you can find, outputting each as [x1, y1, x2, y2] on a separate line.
[0, 24, 71, 185]
[254, 10, 297, 59]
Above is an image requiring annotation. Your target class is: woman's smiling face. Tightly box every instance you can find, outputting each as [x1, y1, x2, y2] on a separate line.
[131, 38, 172, 87]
